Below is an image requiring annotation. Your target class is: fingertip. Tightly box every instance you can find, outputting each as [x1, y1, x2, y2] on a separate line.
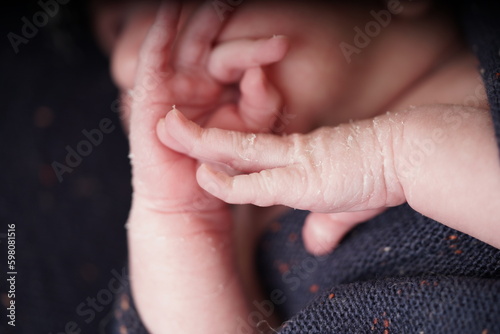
[137, 1, 179, 69]
[165, 105, 181, 121]
[156, 114, 172, 146]
[262, 35, 290, 62]
[303, 213, 339, 256]
[157, 116, 165, 128]
[156, 116, 167, 138]
[270, 34, 290, 48]
[156, 108, 190, 152]
[159, 108, 175, 133]
[208, 35, 290, 84]
[196, 163, 231, 199]
[164, 106, 194, 131]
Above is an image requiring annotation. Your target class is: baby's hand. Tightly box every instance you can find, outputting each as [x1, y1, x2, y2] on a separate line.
[159, 110, 405, 211]
[204, 36, 289, 133]
[127, 4, 289, 212]
[158, 108, 407, 258]
[158, 105, 500, 250]
[125, 2, 290, 332]
[205, 36, 380, 255]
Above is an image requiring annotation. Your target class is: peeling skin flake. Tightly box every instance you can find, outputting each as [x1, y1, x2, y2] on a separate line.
[248, 133, 256, 145]
[346, 135, 353, 147]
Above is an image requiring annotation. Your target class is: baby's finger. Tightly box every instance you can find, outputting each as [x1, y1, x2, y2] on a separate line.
[134, 1, 180, 86]
[158, 108, 294, 172]
[303, 209, 387, 256]
[238, 67, 283, 132]
[208, 36, 289, 83]
[203, 68, 283, 132]
[110, 2, 160, 91]
[174, 0, 230, 68]
[158, 110, 405, 212]
[196, 163, 306, 208]
[130, 1, 180, 153]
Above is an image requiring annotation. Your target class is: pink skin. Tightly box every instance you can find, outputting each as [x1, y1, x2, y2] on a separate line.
[103, 0, 358, 254]
[303, 209, 386, 255]
[206, 32, 388, 256]
[95, 0, 476, 256]
[158, 104, 500, 250]
[97, 2, 500, 331]
[124, 2, 291, 332]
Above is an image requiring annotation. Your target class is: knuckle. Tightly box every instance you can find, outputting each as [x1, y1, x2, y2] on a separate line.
[290, 166, 310, 208]
[287, 131, 330, 209]
[371, 117, 403, 206]
[288, 133, 306, 164]
[253, 169, 276, 206]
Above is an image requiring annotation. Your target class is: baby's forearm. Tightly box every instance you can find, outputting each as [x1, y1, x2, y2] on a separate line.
[127, 201, 251, 333]
[395, 105, 500, 248]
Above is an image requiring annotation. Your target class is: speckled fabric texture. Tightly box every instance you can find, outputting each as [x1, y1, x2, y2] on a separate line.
[0, 3, 130, 334]
[1, 1, 499, 334]
[113, 204, 500, 334]
[111, 1, 500, 333]
[257, 206, 500, 333]
[462, 1, 500, 157]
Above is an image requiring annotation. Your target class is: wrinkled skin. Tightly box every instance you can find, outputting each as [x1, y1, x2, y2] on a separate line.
[95, 0, 492, 257]
[123, 2, 291, 332]
[93, 1, 500, 332]
[159, 102, 500, 251]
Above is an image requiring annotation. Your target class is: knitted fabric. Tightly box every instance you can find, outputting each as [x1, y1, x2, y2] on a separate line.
[257, 206, 500, 333]
[5, 1, 497, 334]
[111, 1, 500, 333]
[460, 1, 500, 157]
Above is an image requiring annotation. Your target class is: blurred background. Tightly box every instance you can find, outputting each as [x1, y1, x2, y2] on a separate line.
[1, 1, 132, 333]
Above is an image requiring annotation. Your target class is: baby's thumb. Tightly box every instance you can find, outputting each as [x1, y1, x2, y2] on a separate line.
[303, 208, 387, 255]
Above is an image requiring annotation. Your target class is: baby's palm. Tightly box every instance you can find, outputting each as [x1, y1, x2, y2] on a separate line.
[129, 2, 287, 213]
[128, 2, 229, 213]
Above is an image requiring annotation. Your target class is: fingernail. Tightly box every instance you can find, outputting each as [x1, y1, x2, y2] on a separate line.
[202, 163, 225, 181]
[158, 117, 165, 127]
[165, 107, 183, 126]
[158, 110, 188, 152]
[169, 105, 179, 116]
[168, 107, 187, 124]
[197, 165, 226, 199]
